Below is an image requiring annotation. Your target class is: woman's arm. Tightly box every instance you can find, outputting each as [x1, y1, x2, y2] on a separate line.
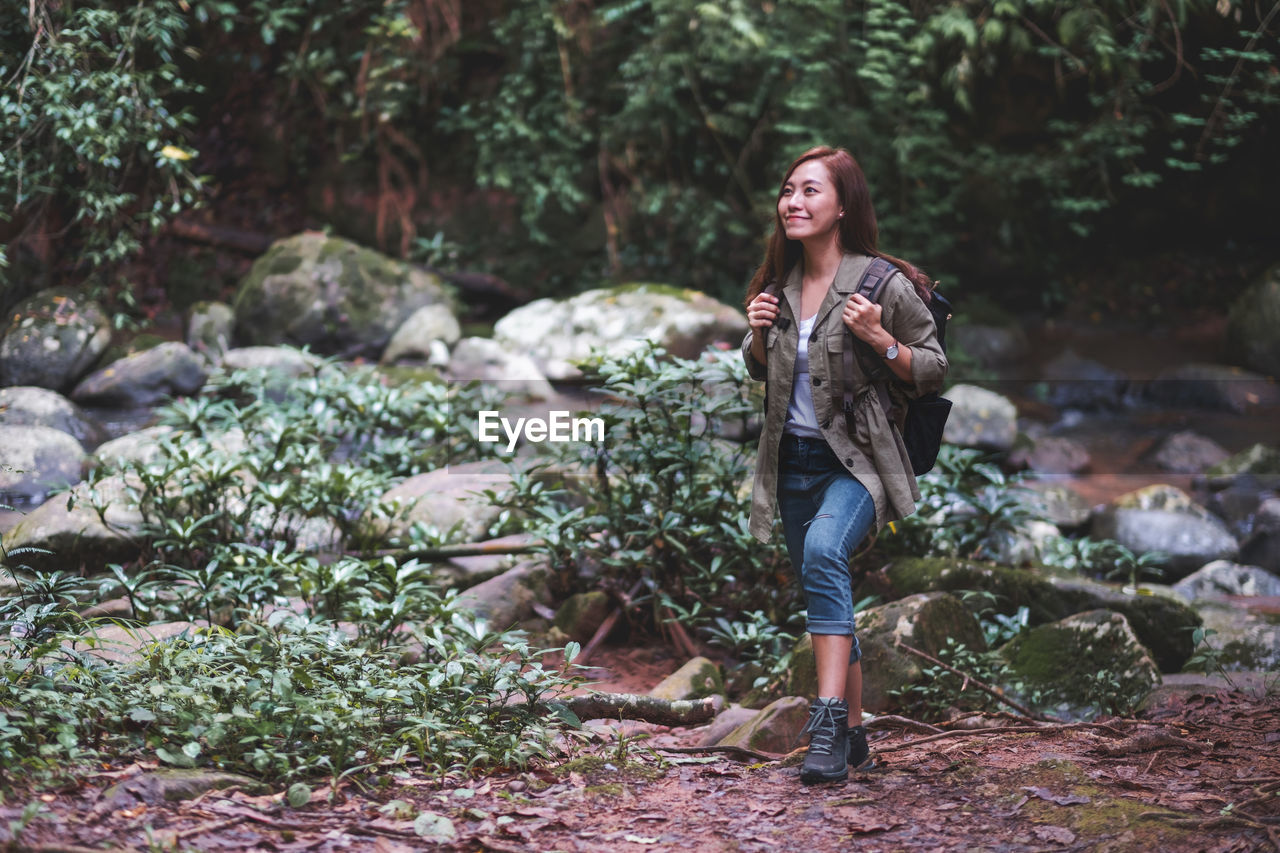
[843, 274, 946, 393]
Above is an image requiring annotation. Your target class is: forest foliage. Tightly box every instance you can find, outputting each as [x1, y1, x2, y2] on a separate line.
[2, 0, 1277, 310]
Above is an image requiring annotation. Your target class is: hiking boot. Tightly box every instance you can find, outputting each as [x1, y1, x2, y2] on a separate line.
[799, 697, 849, 785]
[848, 724, 870, 769]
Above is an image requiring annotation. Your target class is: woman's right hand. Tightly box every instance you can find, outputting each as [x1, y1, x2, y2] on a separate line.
[747, 292, 780, 330]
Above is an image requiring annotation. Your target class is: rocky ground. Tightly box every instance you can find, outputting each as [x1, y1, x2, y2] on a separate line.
[4, 647, 1277, 852]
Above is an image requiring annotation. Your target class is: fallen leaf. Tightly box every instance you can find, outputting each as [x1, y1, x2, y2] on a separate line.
[1021, 786, 1090, 806]
[1033, 825, 1077, 844]
[624, 835, 660, 844]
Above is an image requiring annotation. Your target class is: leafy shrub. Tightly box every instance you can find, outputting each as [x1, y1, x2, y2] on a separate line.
[496, 343, 793, 673]
[882, 445, 1047, 562]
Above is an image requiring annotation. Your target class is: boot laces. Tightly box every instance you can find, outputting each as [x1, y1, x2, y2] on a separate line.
[802, 702, 842, 756]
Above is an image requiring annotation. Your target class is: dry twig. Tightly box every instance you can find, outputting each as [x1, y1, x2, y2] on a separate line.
[894, 639, 1050, 721]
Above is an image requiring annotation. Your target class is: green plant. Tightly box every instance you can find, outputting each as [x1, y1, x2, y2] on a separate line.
[496, 343, 792, 649]
[1039, 536, 1167, 588]
[884, 445, 1046, 561]
[1183, 626, 1239, 690]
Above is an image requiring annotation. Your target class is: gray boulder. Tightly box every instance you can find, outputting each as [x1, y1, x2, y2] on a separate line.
[1194, 601, 1280, 671]
[381, 304, 461, 365]
[452, 559, 550, 630]
[71, 342, 207, 407]
[1092, 507, 1239, 579]
[219, 345, 323, 377]
[446, 337, 555, 400]
[941, 384, 1018, 451]
[1172, 560, 1280, 601]
[1239, 497, 1280, 574]
[0, 425, 85, 505]
[1028, 484, 1093, 530]
[92, 426, 177, 469]
[1151, 431, 1230, 474]
[698, 704, 761, 747]
[493, 284, 748, 381]
[0, 289, 112, 390]
[1009, 435, 1090, 475]
[186, 301, 234, 356]
[998, 610, 1160, 718]
[1200, 443, 1280, 490]
[232, 232, 451, 359]
[2, 474, 144, 571]
[1143, 363, 1279, 413]
[372, 459, 510, 545]
[553, 590, 611, 645]
[1226, 261, 1280, 378]
[0, 386, 102, 446]
[1041, 348, 1127, 410]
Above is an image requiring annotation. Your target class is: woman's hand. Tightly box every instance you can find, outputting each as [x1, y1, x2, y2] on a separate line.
[843, 293, 889, 348]
[747, 292, 780, 330]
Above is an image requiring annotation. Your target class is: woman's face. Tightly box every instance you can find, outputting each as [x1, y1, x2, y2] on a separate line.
[778, 159, 843, 245]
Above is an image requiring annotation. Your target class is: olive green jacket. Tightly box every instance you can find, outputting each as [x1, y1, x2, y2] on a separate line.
[741, 253, 948, 543]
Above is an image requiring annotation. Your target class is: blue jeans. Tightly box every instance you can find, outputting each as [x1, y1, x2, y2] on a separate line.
[776, 434, 875, 663]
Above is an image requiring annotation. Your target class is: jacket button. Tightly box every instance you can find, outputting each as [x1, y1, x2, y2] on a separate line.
[813, 377, 822, 386]
[822, 420, 831, 430]
[845, 458, 853, 466]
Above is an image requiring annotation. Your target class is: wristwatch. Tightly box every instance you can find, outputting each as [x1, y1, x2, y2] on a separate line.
[883, 340, 899, 360]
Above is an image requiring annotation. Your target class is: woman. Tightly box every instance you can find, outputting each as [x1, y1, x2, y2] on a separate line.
[741, 146, 947, 785]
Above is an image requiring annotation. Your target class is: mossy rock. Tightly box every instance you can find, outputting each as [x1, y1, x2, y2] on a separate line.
[787, 592, 985, 713]
[1202, 443, 1280, 488]
[1226, 262, 1280, 378]
[649, 656, 725, 702]
[873, 557, 1200, 672]
[998, 609, 1161, 718]
[232, 232, 453, 359]
[0, 288, 112, 391]
[553, 590, 611, 645]
[716, 695, 809, 754]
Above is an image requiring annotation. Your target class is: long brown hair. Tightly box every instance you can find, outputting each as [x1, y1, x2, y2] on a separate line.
[744, 146, 933, 307]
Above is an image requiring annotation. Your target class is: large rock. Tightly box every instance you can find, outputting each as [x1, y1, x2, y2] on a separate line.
[553, 590, 611, 645]
[3, 474, 144, 571]
[492, 284, 748, 381]
[1027, 484, 1092, 530]
[941, 384, 1018, 451]
[0, 425, 85, 505]
[787, 592, 986, 713]
[715, 695, 810, 755]
[372, 460, 510, 544]
[0, 289, 112, 390]
[1200, 443, 1280, 490]
[452, 560, 550, 630]
[1239, 497, 1280, 574]
[71, 342, 207, 407]
[1040, 348, 1127, 410]
[1092, 507, 1239, 579]
[998, 610, 1161, 718]
[1194, 602, 1280, 671]
[0, 386, 102, 446]
[648, 656, 724, 702]
[186, 301, 234, 356]
[92, 426, 177, 469]
[1172, 560, 1280, 601]
[1151, 431, 1230, 474]
[1008, 435, 1090, 475]
[1143, 363, 1279, 413]
[871, 557, 1201, 672]
[446, 337, 555, 400]
[381, 304, 461, 365]
[232, 232, 452, 359]
[1226, 262, 1280, 378]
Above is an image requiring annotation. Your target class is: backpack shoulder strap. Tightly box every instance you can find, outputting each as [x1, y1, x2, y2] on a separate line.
[841, 258, 896, 415]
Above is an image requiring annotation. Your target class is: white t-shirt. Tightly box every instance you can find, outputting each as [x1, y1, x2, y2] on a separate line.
[784, 314, 824, 438]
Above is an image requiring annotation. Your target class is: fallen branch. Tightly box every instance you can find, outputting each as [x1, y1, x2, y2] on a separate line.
[894, 639, 1050, 721]
[550, 692, 718, 727]
[372, 537, 545, 563]
[1096, 729, 1207, 756]
[650, 744, 780, 763]
[872, 719, 1132, 754]
[866, 715, 945, 735]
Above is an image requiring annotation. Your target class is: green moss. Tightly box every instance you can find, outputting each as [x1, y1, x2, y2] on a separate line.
[374, 364, 444, 387]
[607, 282, 697, 301]
[1206, 443, 1280, 477]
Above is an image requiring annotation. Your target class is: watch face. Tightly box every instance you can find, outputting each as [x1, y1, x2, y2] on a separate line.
[885, 343, 899, 359]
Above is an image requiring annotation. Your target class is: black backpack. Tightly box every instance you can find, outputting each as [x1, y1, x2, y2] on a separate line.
[839, 258, 952, 475]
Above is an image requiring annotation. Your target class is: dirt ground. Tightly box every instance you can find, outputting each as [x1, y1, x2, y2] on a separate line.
[5, 647, 1279, 852]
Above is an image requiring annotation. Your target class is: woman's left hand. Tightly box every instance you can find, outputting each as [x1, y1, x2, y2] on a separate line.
[843, 293, 885, 345]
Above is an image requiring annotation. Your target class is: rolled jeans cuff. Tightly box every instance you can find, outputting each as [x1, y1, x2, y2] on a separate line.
[807, 621, 862, 664]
